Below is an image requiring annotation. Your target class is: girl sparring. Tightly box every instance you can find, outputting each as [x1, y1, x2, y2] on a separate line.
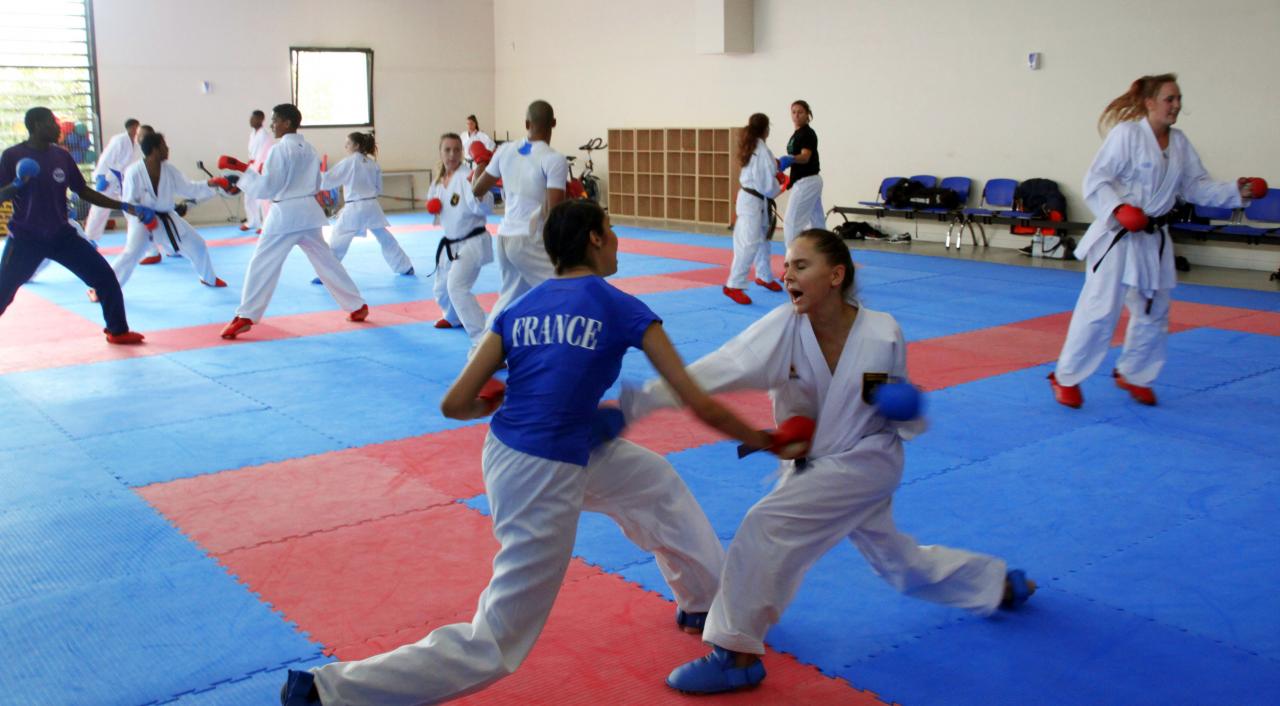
[624, 229, 1035, 694]
[316, 131, 415, 280]
[1048, 74, 1264, 408]
[281, 199, 806, 706]
[425, 132, 494, 344]
[723, 112, 783, 305]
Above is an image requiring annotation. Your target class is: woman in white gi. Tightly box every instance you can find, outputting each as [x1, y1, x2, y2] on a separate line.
[426, 132, 493, 344]
[623, 229, 1035, 694]
[316, 131, 414, 280]
[724, 113, 782, 306]
[90, 132, 230, 301]
[781, 100, 824, 248]
[280, 200, 804, 706]
[220, 103, 368, 340]
[1049, 74, 1258, 408]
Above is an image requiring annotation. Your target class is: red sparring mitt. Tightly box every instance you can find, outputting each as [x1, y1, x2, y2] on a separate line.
[217, 155, 249, 172]
[425, 197, 443, 215]
[1239, 177, 1269, 199]
[477, 377, 506, 415]
[1113, 204, 1148, 232]
[567, 178, 586, 199]
[769, 415, 816, 459]
[469, 141, 493, 166]
[208, 176, 240, 194]
[776, 172, 790, 191]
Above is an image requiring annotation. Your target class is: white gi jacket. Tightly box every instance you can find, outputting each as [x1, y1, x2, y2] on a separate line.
[322, 153, 391, 232]
[1075, 119, 1242, 297]
[237, 133, 329, 236]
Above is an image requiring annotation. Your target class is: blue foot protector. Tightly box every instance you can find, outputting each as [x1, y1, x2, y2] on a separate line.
[311, 277, 323, 285]
[280, 668, 320, 705]
[666, 646, 766, 694]
[675, 607, 707, 633]
[1002, 568, 1034, 609]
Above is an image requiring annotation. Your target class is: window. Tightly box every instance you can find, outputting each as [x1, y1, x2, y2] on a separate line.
[289, 48, 373, 128]
[0, 0, 101, 174]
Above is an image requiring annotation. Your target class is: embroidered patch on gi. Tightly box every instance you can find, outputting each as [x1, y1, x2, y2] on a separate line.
[52, 167, 66, 183]
[862, 372, 889, 404]
[450, 193, 460, 207]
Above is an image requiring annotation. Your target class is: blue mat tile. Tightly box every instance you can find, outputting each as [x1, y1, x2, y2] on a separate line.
[0, 441, 126, 509]
[164, 656, 333, 706]
[5, 357, 262, 440]
[1106, 387, 1277, 458]
[838, 587, 1280, 706]
[77, 408, 346, 486]
[0, 560, 322, 706]
[1058, 518, 1280, 660]
[0, 379, 71, 450]
[894, 422, 1275, 580]
[0, 492, 208, 606]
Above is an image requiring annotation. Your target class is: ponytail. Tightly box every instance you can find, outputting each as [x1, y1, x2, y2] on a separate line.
[736, 113, 769, 168]
[348, 131, 378, 157]
[1098, 73, 1177, 135]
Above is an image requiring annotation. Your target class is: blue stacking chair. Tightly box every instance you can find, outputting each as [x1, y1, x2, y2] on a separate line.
[909, 174, 937, 188]
[1175, 203, 1237, 237]
[858, 176, 904, 208]
[1214, 189, 1280, 241]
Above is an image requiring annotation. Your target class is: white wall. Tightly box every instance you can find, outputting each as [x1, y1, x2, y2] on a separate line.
[492, 0, 1280, 269]
[93, 0, 495, 225]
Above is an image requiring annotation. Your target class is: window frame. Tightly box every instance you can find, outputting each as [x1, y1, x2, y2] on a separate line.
[288, 46, 375, 129]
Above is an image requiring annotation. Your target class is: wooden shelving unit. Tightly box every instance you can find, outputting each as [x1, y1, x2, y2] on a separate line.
[607, 127, 740, 225]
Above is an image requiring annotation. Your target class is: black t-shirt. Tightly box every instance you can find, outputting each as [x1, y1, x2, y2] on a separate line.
[786, 126, 819, 183]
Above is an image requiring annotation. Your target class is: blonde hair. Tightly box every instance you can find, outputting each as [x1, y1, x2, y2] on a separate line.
[1098, 73, 1177, 135]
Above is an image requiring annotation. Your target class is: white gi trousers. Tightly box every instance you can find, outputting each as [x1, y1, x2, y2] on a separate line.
[433, 237, 490, 346]
[782, 174, 825, 246]
[727, 191, 777, 289]
[235, 227, 364, 322]
[243, 192, 266, 229]
[1054, 234, 1171, 387]
[328, 226, 413, 274]
[485, 234, 555, 328]
[84, 181, 122, 242]
[312, 433, 725, 706]
[704, 431, 1006, 655]
[113, 214, 217, 287]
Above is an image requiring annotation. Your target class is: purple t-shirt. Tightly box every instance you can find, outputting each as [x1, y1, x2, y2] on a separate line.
[490, 275, 660, 465]
[0, 143, 85, 239]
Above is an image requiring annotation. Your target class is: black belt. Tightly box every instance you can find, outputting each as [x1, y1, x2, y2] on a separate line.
[1093, 211, 1174, 315]
[740, 188, 780, 238]
[430, 225, 488, 275]
[155, 211, 180, 252]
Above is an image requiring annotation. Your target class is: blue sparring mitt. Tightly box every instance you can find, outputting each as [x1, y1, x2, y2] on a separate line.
[591, 407, 627, 446]
[13, 158, 40, 188]
[873, 381, 924, 422]
[777, 155, 795, 172]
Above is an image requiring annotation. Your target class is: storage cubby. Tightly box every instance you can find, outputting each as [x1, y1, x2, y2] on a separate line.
[606, 127, 741, 225]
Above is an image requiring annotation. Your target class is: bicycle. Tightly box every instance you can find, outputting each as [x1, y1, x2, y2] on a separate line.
[566, 136, 606, 204]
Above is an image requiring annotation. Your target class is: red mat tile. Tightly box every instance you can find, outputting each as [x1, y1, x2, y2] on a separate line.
[140, 443, 463, 554]
[622, 390, 775, 455]
[215, 502, 521, 650]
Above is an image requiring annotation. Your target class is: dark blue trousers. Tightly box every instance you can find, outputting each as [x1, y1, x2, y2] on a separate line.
[0, 228, 130, 334]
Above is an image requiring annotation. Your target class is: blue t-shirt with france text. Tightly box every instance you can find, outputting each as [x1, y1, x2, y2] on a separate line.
[490, 275, 660, 465]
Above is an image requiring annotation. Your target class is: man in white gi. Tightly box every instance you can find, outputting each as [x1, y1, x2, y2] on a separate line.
[84, 118, 141, 244]
[470, 100, 567, 327]
[241, 109, 273, 233]
[219, 103, 368, 340]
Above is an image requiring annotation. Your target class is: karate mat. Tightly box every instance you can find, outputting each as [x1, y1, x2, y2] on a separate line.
[2, 213, 1278, 705]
